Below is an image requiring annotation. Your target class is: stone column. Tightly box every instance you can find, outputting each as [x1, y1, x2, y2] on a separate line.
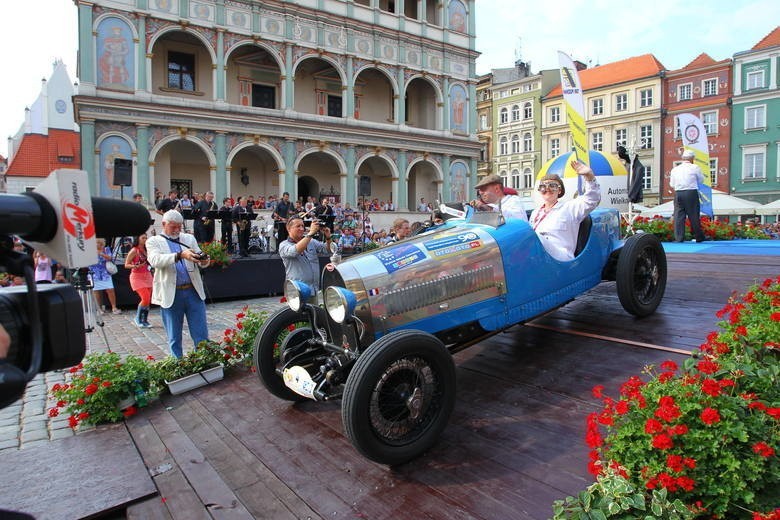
[136, 124, 150, 201]
[284, 138, 297, 195]
[397, 150, 408, 210]
[215, 132, 227, 200]
[345, 144, 356, 205]
[441, 153, 451, 201]
[79, 120, 96, 193]
[77, 1, 95, 84]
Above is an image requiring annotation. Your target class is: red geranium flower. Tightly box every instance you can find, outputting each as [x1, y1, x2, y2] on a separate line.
[652, 434, 674, 450]
[84, 384, 99, 396]
[701, 378, 722, 397]
[770, 312, 780, 322]
[752, 442, 775, 458]
[68, 415, 78, 428]
[48, 408, 59, 418]
[122, 406, 137, 418]
[697, 359, 720, 374]
[591, 385, 605, 398]
[660, 360, 678, 371]
[645, 418, 664, 434]
[700, 407, 721, 425]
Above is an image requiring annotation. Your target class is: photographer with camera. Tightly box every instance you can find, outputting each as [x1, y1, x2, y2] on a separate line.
[279, 217, 331, 292]
[146, 210, 211, 358]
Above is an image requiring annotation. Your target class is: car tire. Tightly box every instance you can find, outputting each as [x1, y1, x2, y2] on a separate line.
[616, 233, 667, 317]
[253, 306, 323, 402]
[342, 330, 456, 466]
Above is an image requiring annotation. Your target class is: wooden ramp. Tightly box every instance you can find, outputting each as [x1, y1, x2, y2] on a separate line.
[0, 423, 156, 519]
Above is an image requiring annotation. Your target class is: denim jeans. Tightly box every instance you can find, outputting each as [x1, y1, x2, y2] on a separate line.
[160, 287, 209, 358]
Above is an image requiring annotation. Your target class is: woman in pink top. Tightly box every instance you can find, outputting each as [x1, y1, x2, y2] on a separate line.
[34, 251, 53, 283]
[124, 233, 154, 328]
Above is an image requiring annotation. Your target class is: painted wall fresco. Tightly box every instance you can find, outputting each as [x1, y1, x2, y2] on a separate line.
[99, 135, 133, 198]
[96, 17, 134, 90]
[449, 160, 468, 203]
[450, 83, 468, 134]
[448, 0, 467, 33]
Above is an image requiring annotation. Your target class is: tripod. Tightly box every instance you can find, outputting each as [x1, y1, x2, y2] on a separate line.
[71, 268, 111, 350]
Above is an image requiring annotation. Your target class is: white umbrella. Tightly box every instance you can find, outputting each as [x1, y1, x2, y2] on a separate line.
[756, 199, 780, 216]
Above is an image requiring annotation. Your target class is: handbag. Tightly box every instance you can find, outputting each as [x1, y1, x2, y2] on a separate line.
[105, 260, 118, 275]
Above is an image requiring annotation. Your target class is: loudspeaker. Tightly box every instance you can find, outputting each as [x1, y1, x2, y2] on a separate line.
[113, 158, 133, 186]
[358, 175, 371, 197]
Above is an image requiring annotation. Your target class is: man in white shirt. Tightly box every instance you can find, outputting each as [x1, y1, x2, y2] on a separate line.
[669, 149, 705, 242]
[473, 174, 529, 222]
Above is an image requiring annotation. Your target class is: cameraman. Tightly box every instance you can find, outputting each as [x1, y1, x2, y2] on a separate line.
[279, 217, 331, 291]
[147, 210, 211, 358]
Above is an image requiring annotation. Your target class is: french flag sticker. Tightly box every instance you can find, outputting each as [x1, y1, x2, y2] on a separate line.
[368, 288, 380, 297]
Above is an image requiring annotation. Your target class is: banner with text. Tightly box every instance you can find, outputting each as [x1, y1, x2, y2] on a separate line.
[557, 51, 588, 167]
[677, 112, 713, 217]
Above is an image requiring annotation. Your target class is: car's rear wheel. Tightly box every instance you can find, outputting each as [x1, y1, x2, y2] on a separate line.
[342, 330, 456, 466]
[616, 233, 667, 317]
[253, 306, 322, 402]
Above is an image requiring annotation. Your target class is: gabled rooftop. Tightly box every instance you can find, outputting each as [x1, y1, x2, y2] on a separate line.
[546, 54, 666, 98]
[5, 129, 80, 178]
[752, 26, 780, 51]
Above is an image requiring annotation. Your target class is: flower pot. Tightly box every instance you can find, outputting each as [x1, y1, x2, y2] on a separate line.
[116, 395, 136, 410]
[165, 364, 225, 395]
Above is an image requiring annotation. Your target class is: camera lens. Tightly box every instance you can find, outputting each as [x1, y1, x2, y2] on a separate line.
[0, 293, 25, 367]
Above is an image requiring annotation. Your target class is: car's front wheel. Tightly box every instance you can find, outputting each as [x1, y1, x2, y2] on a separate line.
[616, 233, 667, 317]
[342, 330, 456, 465]
[253, 306, 323, 402]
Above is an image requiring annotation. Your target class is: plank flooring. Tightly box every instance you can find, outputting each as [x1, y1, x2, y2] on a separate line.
[119, 252, 780, 518]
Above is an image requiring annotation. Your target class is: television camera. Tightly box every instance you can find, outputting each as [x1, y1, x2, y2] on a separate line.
[0, 169, 152, 409]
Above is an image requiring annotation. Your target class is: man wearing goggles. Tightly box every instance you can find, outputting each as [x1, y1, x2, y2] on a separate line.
[472, 174, 529, 221]
[530, 160, 601, 261]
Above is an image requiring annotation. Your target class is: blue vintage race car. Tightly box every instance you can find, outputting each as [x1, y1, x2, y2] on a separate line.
[254, 204, 667, 465]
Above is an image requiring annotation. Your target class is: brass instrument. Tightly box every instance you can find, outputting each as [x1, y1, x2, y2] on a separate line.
[202, 201, 217, 226]
[237, 217, 249, 231]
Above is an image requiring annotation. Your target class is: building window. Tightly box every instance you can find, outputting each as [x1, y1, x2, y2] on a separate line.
[327, 95, 342, 117]
[499, 136, 508, 155]
[523, 168, 533, 189]
[615, 93, 627, 112]
[701, 111, 718, 134]
[480, 114, 488, 130]
[550, 106, 560, 123]
[678, 83, 692, 101]
[743, 148, 765, 179]
[500, 107, 508, 124]
[642, 165, 652, 190]
[592, 131, 603, 151]
[592, 98, 604, 116]
[523, 102, 533, 119]
[615, 128, 627, 148]
[550, 138, 560, 158]
[252, 84, 275, 109]
[703, 78, 718, 96]
[511, 105, 520, 121]
[168, 51, 196, 91]
[499, 171, 507, 185]
[549, 106, 560, 124]
[746, 69, 765, 90]
[639, 88, 653, 108]
[745, 105, 766, 129]
[511, 169, 521, 189]
[479, 143, 487, 162]
[511, 134, 520, 154]
[709, 158, 718, 186]
[523, 132, 532, 152]
[640, 125, 653, 149]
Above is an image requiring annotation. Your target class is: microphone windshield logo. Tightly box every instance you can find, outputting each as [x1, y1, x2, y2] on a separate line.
[62, 201, 96, 247]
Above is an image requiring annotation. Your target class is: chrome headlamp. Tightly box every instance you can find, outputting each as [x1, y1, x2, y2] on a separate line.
[284, 279, 314, 312]
[323, 286, 357, 323]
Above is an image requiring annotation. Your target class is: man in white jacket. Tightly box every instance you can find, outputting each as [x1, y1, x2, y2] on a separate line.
[146, 210, 211, 358]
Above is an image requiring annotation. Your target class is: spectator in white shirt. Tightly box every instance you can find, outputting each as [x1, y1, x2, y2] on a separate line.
[669, 149, 706, 243]
[529, 161, 600, 262]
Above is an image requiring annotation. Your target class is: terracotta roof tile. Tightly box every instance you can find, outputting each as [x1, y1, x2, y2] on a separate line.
[752, 26, 780, 50]
[6, 129, 80, 178]
[546, 54, 666, 99]
[682, 53, 716, 69]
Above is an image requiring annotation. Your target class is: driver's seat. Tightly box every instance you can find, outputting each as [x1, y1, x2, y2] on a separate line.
[574, 215, 592, 257]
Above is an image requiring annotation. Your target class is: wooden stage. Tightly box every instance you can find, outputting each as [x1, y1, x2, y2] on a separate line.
[25, 253, 780, 519]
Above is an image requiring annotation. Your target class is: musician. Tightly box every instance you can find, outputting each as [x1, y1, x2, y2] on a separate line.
[272, 192, 292, 244]
[315, 196, 334, 231]
[219, 198, 233, 253]
[192, 191, 217, 243]
[231, 196, 255, 257]
[156, 190, 179, 215]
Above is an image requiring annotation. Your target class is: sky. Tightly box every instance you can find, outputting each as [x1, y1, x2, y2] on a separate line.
[1, 1, 779, 158]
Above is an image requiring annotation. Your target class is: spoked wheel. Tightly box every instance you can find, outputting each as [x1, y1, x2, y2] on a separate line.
[616, 233, 667, 317]
[253, 306, 325, 401]
[342, 330, 455, 465]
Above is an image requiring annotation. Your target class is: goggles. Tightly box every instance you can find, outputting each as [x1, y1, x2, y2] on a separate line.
[538, 182, 561, 192]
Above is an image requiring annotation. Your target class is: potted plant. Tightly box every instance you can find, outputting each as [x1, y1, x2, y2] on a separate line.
[220, 306, 268, 365]
[156, 340, 230, 395]
[555, 276, 780, 518]
[197, 241, 232, 268]
[49, 352, 160, 428]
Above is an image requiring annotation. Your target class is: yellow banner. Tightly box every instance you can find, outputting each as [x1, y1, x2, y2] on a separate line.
[558, 51, 589, 166]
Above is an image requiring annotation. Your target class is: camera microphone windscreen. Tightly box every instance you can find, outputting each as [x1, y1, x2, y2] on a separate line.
[0, 169, 153, 268]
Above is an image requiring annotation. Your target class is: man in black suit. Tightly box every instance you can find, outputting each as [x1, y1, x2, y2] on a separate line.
[192, 191, 217, 243]
[231, 197, 255, 257]
[219, 198, 233, 253]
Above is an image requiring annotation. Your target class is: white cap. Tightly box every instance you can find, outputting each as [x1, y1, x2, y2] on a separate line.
[681, 149, 695, 160]
[162, 209, 183, 223]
